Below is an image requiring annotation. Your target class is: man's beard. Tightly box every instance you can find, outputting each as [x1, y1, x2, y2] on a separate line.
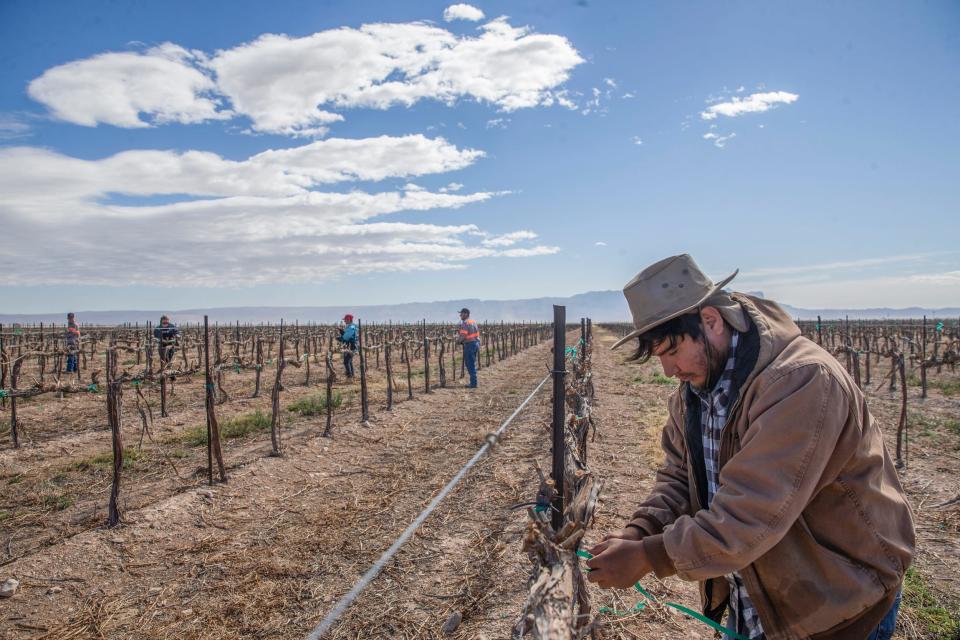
[692, 338, 729, 392]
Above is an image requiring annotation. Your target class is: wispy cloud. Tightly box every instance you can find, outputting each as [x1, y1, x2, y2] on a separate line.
[481, 230, 538, 247]
[703, 132, 736, 148]
[631, 136, 643, 145]
[0, 113, 33, 140]
[0, 136, 558, 287]
[701, 90, 798, 120]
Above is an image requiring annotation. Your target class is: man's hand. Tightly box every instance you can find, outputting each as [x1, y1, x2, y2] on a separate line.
[585, 538, 652, 589]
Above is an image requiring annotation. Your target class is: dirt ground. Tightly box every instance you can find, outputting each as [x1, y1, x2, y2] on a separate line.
[1, 328, 957, 639]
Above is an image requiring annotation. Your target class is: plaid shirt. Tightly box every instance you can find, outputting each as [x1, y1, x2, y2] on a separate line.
[692, 330, 765, 640]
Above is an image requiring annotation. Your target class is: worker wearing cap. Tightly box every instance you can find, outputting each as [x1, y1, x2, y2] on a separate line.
[586, 254, 913, 640]
[154, 315, 179, 368]
[337, 314, 358, 378]
[456, 308, 480, 388]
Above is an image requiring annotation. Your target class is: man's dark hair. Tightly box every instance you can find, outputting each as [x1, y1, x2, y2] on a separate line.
[628, 312, 704, 364]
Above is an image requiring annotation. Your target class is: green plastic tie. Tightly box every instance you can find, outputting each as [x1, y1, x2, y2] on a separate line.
[14, 328, 23, 335]
[575, 549, 748, 640]
[234, 365, 241, 374]
[0, 390, 7, 398]
[87, 384, 98, 392]
[255, 364, 262, 371]
[267, 359, 273, 365]
[205, 383, 215, 391]
[936, 322, 944, 333]
[132, 379, 142, 386]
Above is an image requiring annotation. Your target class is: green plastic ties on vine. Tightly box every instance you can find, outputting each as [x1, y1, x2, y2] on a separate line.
[267, 359, 273, 365]
[936, 322, 944, 333]
[0, 390, 7, 398]
[87, 384, 98, 392]
[234, 365, 241, 374]
[14, 328, 23, 335]
[132, 379, 142, 386]
[255, 364, 262, 371]
[205, 383, 215, 391]
[574, 549, 748, 640]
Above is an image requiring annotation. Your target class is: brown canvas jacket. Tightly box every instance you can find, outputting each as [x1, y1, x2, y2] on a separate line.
[627, 294, 915, 640]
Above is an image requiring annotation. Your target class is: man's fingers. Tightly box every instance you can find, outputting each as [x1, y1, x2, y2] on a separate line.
[588, 538, 612, 556]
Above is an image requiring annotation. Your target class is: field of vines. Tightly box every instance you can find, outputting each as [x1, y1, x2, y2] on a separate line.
[0, 313, 957, 639]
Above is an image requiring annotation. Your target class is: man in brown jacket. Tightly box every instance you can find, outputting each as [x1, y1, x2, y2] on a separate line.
[586, 255, 915, 640]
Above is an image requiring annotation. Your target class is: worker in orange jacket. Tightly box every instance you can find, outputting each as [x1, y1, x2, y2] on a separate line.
[456, 308, 480, 388]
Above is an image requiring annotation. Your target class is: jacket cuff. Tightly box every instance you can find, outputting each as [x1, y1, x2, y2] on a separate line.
[642, 535, 676, 579]
[628, 516, 664, 537]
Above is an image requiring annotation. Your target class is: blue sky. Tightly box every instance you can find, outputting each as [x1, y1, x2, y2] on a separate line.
[1, 0, 957, 313]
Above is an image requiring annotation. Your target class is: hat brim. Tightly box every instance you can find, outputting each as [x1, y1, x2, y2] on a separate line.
[610, 269, 738, 351]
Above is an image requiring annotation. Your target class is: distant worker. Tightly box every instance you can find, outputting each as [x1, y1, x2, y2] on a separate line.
[456, 308, 480, 388]
[337, 314, 358, 378]
[64, 312, 81, 373]
[154, 315, 179, 367]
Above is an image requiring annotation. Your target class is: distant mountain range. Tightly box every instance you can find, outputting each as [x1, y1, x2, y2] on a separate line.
[2, 291, 957, 326]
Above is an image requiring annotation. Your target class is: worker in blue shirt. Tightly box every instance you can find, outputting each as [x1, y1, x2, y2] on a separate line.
[456, 308, 481, 388]
[337, 314, 358, 378]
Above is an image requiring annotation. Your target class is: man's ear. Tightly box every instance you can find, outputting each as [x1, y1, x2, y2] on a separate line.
[699, 306, 724, 336]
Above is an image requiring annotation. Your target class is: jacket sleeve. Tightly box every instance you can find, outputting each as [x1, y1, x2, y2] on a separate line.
[643, 364, 853, 580]
[628, 392, 691, 537]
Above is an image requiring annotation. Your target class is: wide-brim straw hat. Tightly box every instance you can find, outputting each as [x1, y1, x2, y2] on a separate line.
[611, 254, 738, 350]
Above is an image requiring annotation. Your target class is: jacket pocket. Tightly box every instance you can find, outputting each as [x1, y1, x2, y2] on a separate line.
[753, 516, 885, 637]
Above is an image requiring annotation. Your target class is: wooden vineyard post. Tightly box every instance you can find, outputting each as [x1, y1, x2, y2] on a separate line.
[253, 335, 263, 398]
[422, 320, 431, 394]
[203, 316, 227, 484]
[865, 343, 871, 385]
[895, 354, 908, 468]
[323, 350, 336, 438]
[403, 341, 413, 400]
[0, 323, 6, 410]
[550, 305, 566, 531]
[9, 356, 22, 449]
[303, 333, 311, 386]
[270, 320, 286, 456]
[385, 342, 393, 411]
[358, 319, 370, 426]
[920, 316, 927, 399]
[450, 335, 457, 381]
[106, 348, 123, 527]
[438, 338, 446, 388]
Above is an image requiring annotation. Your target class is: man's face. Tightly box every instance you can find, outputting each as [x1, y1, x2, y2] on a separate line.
[161, 319, 169, 326]
[460, 311, 469, 321]
[652, 334, 725, 391]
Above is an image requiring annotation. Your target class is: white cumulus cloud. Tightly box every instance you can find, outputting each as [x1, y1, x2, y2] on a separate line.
[444, 4, 485, 22]
[27, 16, 583, 137]
[28, 44, 230, 128]
[701, 91, 798, 120]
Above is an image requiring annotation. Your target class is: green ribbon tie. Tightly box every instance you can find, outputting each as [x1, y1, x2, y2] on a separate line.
[87, 384, 98, 392]
[575, 549, 749, 640]
[0, 390, 7, 398]
[936, 322, 944, 333]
